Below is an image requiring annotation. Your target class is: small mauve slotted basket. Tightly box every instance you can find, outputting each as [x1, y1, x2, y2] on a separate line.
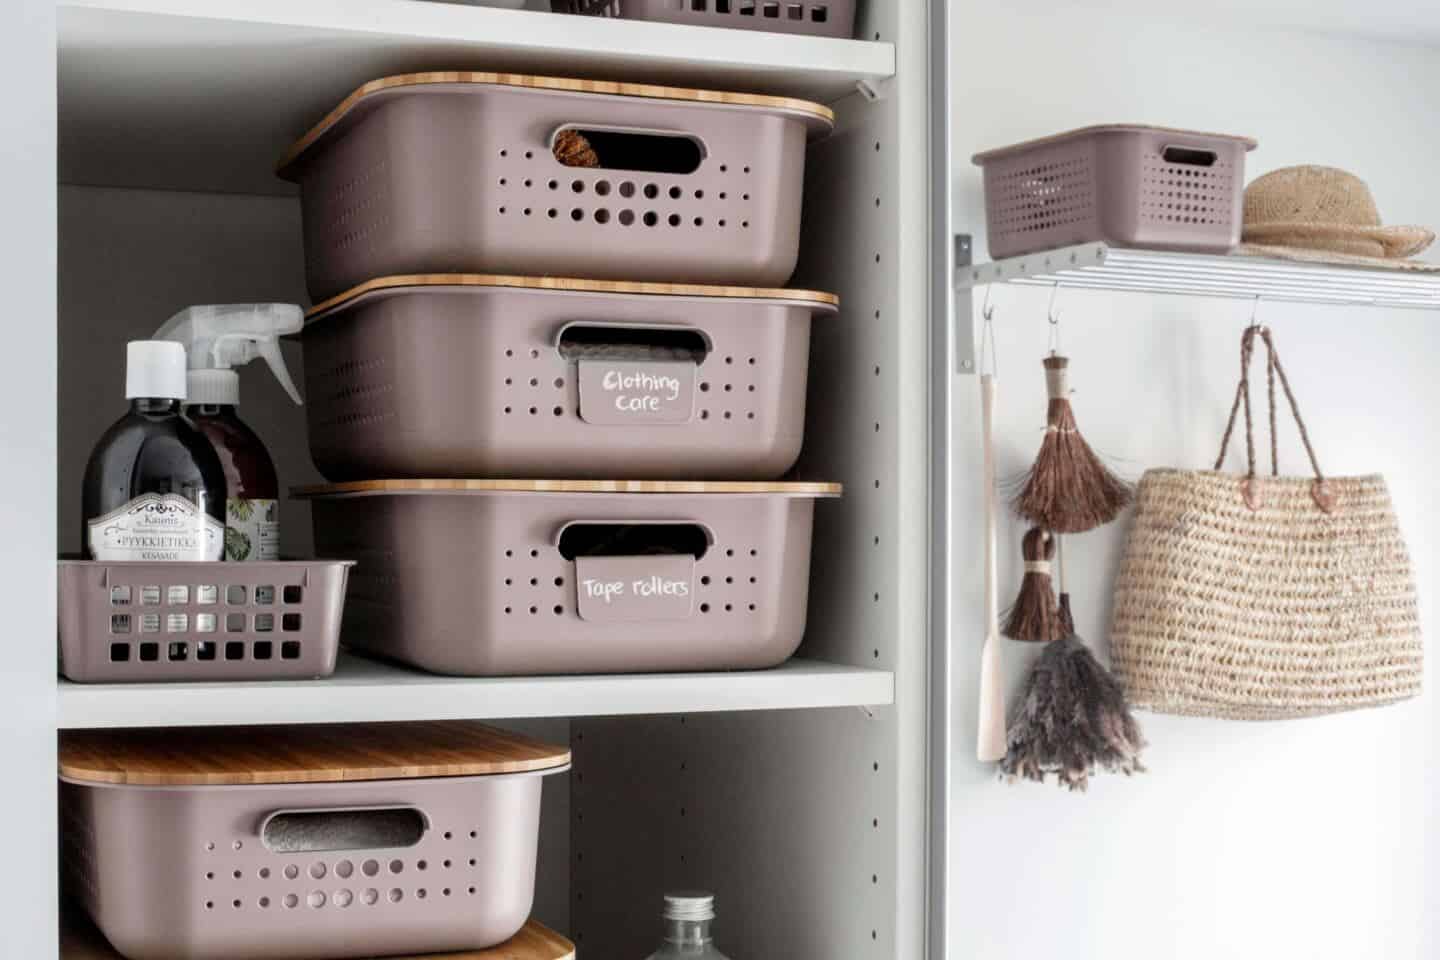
[973, 124, 1258, 259]
[61, 722, 571, 960]
[59, 559, 353, 683]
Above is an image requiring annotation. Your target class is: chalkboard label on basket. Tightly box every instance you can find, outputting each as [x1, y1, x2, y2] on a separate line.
[577, 360, 696, 425]
[574, 555, 697, 622]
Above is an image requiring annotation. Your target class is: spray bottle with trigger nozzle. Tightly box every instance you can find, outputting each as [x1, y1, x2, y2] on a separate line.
[154, 304, 304, 561]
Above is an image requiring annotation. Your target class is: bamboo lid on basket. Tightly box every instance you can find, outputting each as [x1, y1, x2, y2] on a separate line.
[305, 273, 840, 321]
[293, 479, 843, 498]
[59, 720, 571, 787]
[278, 71, 834, 177]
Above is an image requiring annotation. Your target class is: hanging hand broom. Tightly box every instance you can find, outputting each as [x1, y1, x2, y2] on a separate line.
[1001, 527, 1065, 643]
[1013, 354, 1133, 533]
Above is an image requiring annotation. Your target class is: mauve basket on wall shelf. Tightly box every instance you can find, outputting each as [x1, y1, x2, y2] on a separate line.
[301, 275, 837, 482]
[59, 559, 353, 683]
[297, 479, 840, 676]
[278, 73, 833, 300]
[60, 721, 571, 960]
[550, 0, 857, 39]
[972, 125, 1259, 259]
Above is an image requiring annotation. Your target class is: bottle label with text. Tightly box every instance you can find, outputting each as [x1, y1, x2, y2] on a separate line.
[87, 492, 224, 562]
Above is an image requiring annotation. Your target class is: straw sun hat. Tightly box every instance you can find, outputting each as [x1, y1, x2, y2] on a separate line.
[1239, 165, 1437, 270]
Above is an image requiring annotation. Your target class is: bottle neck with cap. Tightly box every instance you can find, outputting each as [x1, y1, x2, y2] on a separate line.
[130, 397, 181, 418]
[183, 369, 241, 408]
[661, 893, 716, 950]
[663, 917, 714, 947]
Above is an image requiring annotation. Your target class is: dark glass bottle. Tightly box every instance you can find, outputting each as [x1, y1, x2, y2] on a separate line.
[190, 404, 280, 561]
[82, 343, 227, 562]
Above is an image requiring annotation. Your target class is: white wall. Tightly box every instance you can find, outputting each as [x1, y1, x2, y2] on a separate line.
[948, 11, 1440, 960]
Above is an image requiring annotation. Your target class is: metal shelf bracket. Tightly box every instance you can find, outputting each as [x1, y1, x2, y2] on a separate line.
[954, 234, 976, 374]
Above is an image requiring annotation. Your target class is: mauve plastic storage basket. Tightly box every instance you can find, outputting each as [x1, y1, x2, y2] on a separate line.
[61, 721, 570, 960]
[550, 0, 857, 39]
[59, 559, 353, 683]
[972, 125, 1259, 259]
[278, 73, 833, 300]
[303, 275, 836, 481]
[299, 479, 839, 675]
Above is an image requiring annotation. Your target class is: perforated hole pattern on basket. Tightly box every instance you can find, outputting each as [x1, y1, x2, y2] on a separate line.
[560, 0, 835, 27]
[494, 164, 756, 234]
[318, 159, 391, 266]
[497, 541, 766, 619]
[198, 827, 492, 915]
[987, 153, 1097, 242]
[105, 580, 307, 668]
[1137, 147, 1236, 228]
[499, 345, 763, 424]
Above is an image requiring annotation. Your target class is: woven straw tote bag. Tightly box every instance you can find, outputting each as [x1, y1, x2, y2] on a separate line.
[1111, 325, 1422, 720]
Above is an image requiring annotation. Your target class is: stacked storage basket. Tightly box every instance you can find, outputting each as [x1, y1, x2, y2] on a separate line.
[61, 722, 574, 960]
[282, 71, 842, 678]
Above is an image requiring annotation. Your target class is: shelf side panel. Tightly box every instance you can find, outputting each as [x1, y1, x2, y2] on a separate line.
[4, 1, 60, 956]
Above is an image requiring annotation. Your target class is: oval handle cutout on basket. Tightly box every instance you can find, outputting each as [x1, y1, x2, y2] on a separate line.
[1161, 145, 1218, 167]
[560, 324, 706, 426]
[557, 323, 710, 364]
[551, 125, 706, 175]
[556, 521, 713, 560]
[260, 806, 428, 854]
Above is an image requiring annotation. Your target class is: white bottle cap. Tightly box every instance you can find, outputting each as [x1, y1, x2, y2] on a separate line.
[663, 892, 716, 922]
[125, 341, 188, 401]
[185, 369, 241, 406]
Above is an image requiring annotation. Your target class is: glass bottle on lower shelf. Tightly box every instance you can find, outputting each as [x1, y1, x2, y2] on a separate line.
[645, 891, 732, 959]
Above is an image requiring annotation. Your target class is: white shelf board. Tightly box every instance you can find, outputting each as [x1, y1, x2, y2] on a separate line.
[960, 243, 1440, 310]
[57, 653, 895, 728]
[58, 0, 894, 196]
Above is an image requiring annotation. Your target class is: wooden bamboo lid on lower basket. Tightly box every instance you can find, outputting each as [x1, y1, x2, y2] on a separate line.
[62, 910, 576, 960]
[293, 479, 843, 497]
[58, 721, 570, 787]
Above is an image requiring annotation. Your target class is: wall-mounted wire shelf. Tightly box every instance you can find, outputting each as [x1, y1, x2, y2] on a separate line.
[959, 242, 1440, 309]
[951, 241, 1440, 373]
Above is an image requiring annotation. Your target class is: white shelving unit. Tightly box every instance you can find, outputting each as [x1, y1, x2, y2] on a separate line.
[16, 1, 935, 958]
[60, 0, 895, 195]
[59, 655, 896, 729]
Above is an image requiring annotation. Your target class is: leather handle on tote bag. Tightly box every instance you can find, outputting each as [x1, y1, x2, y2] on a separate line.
[1213, 325, 1335, 514]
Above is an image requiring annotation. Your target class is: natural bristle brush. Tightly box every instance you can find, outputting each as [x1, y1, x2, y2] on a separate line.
[1012, 291, 1133, 533]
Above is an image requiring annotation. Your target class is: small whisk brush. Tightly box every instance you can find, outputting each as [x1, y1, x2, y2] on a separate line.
[1001, 527, 1065, 643]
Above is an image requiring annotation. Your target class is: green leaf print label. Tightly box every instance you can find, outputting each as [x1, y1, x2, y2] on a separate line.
[226, 498, 279, 561]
